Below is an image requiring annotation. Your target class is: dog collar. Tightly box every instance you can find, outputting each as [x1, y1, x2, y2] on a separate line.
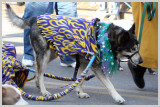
[96, 22, 118, 76]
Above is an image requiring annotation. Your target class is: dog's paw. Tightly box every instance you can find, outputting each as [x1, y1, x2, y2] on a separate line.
[41, 90, 52, 97]
[77, 92, 90, 98]
[113, 94, 125, 104]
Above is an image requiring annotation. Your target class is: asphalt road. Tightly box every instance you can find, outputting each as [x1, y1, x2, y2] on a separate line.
[22, 58, 158, 105]
[2, 36, 158, 105]
[2, 4, 158, 105]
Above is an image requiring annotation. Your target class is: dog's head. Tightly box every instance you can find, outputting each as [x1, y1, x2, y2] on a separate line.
[2, 81, 29, 105]
[107, 23, 143, 65]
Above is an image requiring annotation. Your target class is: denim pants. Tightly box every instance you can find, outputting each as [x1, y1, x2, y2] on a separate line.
[23, 2, 77, 63]
[109, 2, 120, 18]
[99, 2, 120, 18]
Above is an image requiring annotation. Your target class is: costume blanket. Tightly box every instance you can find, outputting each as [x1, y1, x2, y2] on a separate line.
[37, 14, 100, 63]
[2, 43, 29, 89]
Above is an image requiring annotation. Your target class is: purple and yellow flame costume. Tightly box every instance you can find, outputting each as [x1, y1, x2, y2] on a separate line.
[37, 14, 100, 63]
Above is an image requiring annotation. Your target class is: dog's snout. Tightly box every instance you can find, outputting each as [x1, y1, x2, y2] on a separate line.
[139, 58, 143, 64]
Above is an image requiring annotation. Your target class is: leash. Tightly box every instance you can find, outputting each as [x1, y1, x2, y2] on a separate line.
[138, 2, 156, 47]
[18, 54, 96, 101]
[27, 70, 95, 82]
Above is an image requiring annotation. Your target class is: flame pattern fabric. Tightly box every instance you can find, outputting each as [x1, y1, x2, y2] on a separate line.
[2, 43, 95, 101]
[2, 43, 29, 89]
[37, 14, 100, 63]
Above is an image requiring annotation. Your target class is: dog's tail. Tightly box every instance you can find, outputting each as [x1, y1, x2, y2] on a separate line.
[5, 3, 30, 29]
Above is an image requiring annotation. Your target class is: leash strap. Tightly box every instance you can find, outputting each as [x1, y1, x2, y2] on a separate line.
[15, 55, 96, 101]
[28, 68, 95, 81]
[138, 2, 156, 47]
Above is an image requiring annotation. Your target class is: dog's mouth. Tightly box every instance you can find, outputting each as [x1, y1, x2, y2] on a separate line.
[129, 57, 143, 66]
[127, 52, 143, 66]
[121, 50, 143, 66]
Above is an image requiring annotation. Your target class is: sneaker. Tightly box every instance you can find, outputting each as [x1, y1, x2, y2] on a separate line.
[60, 62, 76, 68]
[148, 68, 156, 75]
[22, 58, 34, 67]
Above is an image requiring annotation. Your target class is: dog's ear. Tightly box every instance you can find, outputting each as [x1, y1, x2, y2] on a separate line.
[5, 81, 11, 85]
[129, 23, 135, 34]
[2, 86, 6, 97]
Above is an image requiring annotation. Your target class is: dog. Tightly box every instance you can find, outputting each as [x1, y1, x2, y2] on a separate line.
[5, 3, 143, 104]
[2, 81, 29, 105]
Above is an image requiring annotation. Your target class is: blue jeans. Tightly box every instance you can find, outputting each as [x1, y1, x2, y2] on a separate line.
[99, 2, 120, 18]
[109, 2, 120, 18]
[23, 2, 77, 63]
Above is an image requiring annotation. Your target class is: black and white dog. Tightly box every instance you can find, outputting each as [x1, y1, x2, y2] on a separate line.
[6, 4, 143, 104]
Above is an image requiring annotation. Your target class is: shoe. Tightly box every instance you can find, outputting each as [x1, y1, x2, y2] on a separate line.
[22, 58, 34, 67]
[128, 60, 146, 88]
[60, 62, 76, 68]
[148, 68, 156, 75]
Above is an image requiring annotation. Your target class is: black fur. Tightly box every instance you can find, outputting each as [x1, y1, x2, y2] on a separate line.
[107, 23, 138, 60]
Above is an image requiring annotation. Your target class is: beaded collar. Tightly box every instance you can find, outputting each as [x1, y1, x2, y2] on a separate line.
[96, 22, 118, 76]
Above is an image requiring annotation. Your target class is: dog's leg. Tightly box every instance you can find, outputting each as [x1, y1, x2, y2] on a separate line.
[76, 62, 90, 98]
[35, 64, 40, 88]
[35, 49, 57, 88]
[34, 51, 39, 88]
[36, 50, 52, 96]
[92, 67, 125, 104]
[118, 59, 123, 71]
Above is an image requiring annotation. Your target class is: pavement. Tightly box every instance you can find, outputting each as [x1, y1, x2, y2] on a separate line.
[2, 3, 158, 105]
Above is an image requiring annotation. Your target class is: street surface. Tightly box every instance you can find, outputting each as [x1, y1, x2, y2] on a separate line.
[2, 3, 158, 105]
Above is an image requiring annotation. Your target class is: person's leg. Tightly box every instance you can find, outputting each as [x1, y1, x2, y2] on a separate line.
[56, 2, 77, 67]
[99, 2, 107, 10]
[112, 2, 120, 18]
[22, 2, 35, 66]
[22, 2, 54, 66]
[22, 27, 34, 66]
[109, 2, 120, 20]
[60, 56, 76, 67]
[56, 2, 77, 17]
